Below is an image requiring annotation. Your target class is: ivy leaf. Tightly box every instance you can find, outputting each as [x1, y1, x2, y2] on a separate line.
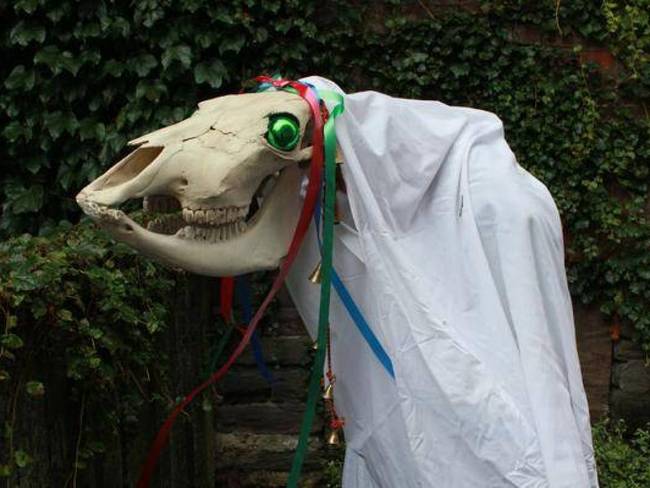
[132, 54, 158, 77]
[14, 450, 33, 468]
[4, 66, 36, 91]
[13, 0, 41, 14]
[0, 333, 24, 349]
[161, 45, 192, 69]
[57, 309, 73, 321]
[34, 46, 82, 75]
[193, 60, 226, 88]
[135, 81, 167, 102]
[43, 111, 79, 139]
[5, 183, 45, 214]
[79, 119, 106, 141]
[103, 59, 124, 77]
[450, 63, 470, 77]
[23, 155, 47, 174]
[56, 164, 76, 191]
[2, 121, 26, 143]
[254, 27, 268, 43]
[10, 21, 46, 46]
[6, 315, 17, 329]
[25, 381, 45, 398]
[218, 34, 245, 54]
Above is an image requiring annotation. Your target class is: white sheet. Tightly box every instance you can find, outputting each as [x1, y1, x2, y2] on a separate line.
[286, 77, 598, 487]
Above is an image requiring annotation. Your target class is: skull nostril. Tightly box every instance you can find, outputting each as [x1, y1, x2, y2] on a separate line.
[124, 223, 134, 233]
[180, 177, 189, 186]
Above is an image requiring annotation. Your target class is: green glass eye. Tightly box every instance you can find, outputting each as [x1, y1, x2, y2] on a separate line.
[266, 113, 301, 151]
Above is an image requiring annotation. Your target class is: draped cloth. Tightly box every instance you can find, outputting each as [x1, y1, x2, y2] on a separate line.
[286, 77, 598, 487]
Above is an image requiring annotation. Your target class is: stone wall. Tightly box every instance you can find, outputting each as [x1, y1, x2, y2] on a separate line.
[574, 305, 612, 420]
[611, 322, 650, 428]
[214, 287, 326, 487]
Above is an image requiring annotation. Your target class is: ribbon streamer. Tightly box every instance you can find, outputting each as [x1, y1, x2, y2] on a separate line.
[236, 275, 276, 384]
[219, 277, 235, 323]
[286, 85, 344, 488]
[313, 192, 395, 379]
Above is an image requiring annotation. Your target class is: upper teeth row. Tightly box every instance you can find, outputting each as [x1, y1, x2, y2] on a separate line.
[182, 206, 249, 225]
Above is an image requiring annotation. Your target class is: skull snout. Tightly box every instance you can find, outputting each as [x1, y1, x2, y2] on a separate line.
[77, 146, 166, 207]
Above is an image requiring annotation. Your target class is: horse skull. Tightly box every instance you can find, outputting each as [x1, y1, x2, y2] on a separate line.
[76, 90, 312, 276]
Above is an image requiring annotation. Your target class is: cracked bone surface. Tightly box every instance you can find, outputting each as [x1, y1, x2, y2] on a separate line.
[76, 91, 312, 276]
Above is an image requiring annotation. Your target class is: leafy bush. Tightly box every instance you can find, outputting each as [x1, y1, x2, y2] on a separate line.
[593, 419, 650, 487]
[0, 221, 173, 478]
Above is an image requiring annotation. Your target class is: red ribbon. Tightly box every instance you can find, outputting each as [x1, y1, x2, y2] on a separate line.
[220, 276, 235, 323]
[136, 77, 324, 487]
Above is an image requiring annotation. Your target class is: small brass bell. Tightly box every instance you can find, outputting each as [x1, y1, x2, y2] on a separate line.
[323, 383, 334, 400]
[308, 261, 322, 284]
[335, 146, 344, 165]
[326, 429, 341, 445]
[312, 341, 319, 351]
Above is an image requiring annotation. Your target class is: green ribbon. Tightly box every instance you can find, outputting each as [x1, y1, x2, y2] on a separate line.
[287, 88, 345, 488]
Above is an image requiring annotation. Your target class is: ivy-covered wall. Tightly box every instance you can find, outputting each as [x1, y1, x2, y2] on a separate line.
[2, 0, 648, 351]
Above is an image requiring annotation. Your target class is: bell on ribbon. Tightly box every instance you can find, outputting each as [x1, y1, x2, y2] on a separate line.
[308, 261, 322, 284]
[326, 429, 341, 446]
[334, 201, 342, 225]
[312, 341, 319, 351]
[323, 383, 334, 400]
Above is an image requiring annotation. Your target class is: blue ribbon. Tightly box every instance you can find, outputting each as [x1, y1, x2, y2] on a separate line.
[313, 199, 395, 379]
[235, 275, 276, 384]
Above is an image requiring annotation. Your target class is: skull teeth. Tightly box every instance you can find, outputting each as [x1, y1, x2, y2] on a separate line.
[177, 221, 247, 242]
[182, 205, 249, 225]
[146, 214, 185, 235]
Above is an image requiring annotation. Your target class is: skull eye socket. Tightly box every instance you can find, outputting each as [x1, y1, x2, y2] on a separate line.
[266, 113, 301, 152]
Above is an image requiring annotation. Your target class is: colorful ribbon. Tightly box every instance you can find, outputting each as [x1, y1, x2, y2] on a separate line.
[219, 277, 235, 323]
[286, 85, 344, 488]
[235, 275, 275, 384]
[308, 86, 395, 378]
[312, 197, 395, 378]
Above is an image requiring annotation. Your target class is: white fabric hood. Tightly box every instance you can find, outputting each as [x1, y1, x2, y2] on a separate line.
[286, 77, 598, 487]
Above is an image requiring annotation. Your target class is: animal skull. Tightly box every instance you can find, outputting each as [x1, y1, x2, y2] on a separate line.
[76, 91, 313, 276]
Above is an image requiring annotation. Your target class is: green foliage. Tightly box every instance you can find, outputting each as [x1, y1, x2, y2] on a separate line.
[603, 0, 650, 90]
[321, 445, 345, 488]
[593, 419, 650, 487]
[0, 221, 173, 478]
